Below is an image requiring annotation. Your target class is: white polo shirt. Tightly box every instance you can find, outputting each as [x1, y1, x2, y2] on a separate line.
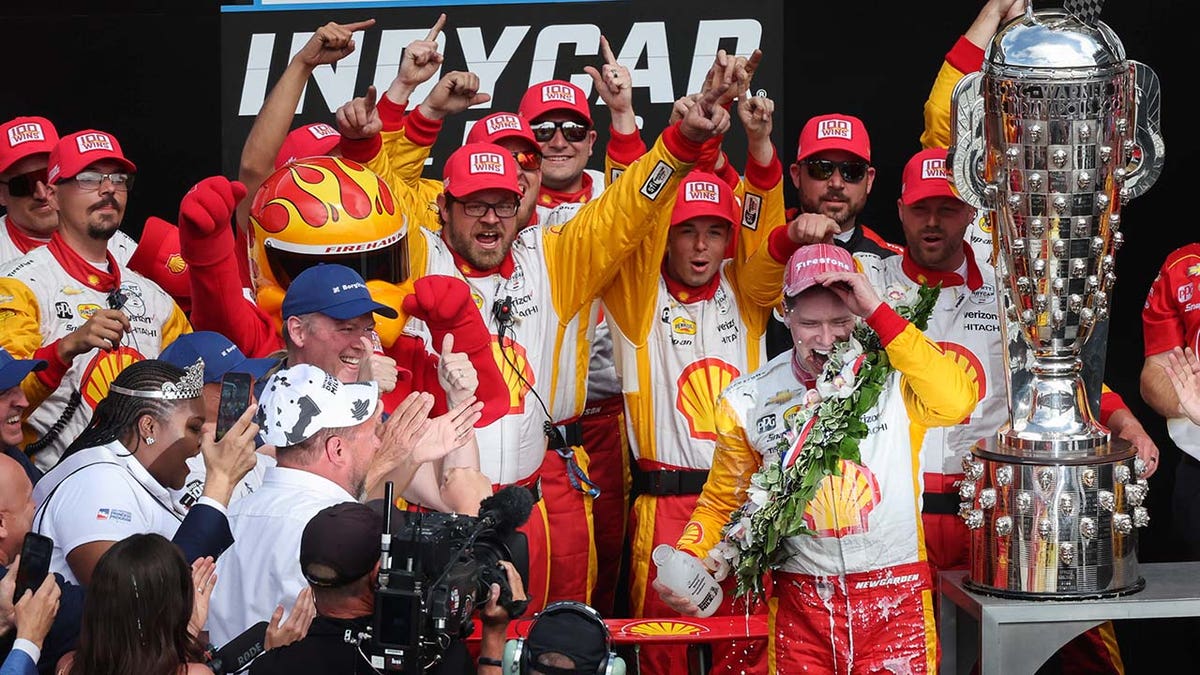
[206, 466, 356, 646]
[32, 440, 188, 585]
[173, 452, 276, 512]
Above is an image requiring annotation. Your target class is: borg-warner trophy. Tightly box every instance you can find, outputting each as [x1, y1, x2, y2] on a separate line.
[947, 1, 1164, 598]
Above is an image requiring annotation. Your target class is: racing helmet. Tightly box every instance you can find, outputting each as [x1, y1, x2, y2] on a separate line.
[249, 156, 408, 297]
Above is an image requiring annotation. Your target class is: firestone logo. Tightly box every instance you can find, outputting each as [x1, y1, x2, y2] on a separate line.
[816, 119, 852, 140]
[485, 115, 522, 135]
[921, 158, 947, 180]
[7, 123, 45, 147]
[684, 181, 720, 203]
[76, 132, 115, 154]
[541, 83, 576, 104]
[470, 152, 505, 175]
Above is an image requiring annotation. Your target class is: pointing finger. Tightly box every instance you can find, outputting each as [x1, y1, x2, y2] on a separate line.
[425, 12, 446, 42]
[343, 18, 376, 33]
[600, 35, 617, 65]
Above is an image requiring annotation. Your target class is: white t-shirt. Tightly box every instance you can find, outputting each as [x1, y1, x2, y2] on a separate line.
[32, 440, 187, 585]
[206, 466, 356, 646]
[172, 452, 276, 512]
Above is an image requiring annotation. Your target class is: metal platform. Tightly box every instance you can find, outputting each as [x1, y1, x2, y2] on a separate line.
[939, 562, 1200, 674]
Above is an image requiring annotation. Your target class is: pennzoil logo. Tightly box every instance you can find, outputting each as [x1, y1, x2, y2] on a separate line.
[541, 83, 576, 104]
[803, 460, 880, 538]
[492, 335, 534, 414]
[76, 132, 115, 153]
[77, 303, 102, 320]
[938, 341, 985, 424]
[684, 181, 720, 203]
[679, 521, 704, 547]
[484, 114, 522, 135]
[81, 346, 145, 409]
[671, 317, 696, 335]
[7, 122, 46, 147]
[675, 358, 740, 441]
[816, 118, 852, 140]
[469, 152, 505, 175]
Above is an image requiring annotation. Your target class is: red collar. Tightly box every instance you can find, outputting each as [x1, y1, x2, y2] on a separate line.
[447, 245, 516, 279]
[537, 173, 595, 210]
[661, 259, 721, 304]
[4, 217, 49, 255]
[900, 245, 982, 291]
[47, 232, 121, 291]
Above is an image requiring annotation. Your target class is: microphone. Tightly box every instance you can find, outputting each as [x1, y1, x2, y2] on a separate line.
[476, 484, 535, 535]
[207, 621, 269, 674]
[491, 296, 514, 330]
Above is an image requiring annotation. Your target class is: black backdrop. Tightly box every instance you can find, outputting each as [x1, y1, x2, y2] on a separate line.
[4, 2, 1194, 670]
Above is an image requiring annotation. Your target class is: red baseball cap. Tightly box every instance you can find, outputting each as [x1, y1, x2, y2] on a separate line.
[48, 129, 136, 184]
[442, 142, 522, 199]
[0, 116, 58, 175]
[466, 113, 538, 151]
[795, 114, 870, 163]
[275, 122, 341, 169]
[900, 148, 957, 205]
[783, 243, 856, 297]
[127, 216, 192, 312]
[518, 80, 592, 126]
[671, 172, 738, 227]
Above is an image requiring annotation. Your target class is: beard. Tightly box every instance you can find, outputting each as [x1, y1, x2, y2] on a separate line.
[444, 224, 511, 271]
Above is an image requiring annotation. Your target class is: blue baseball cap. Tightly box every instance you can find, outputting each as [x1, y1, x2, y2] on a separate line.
[160, 332, 276, 384]
[0, 348, 47, 391]
[281, 264, 399, 321]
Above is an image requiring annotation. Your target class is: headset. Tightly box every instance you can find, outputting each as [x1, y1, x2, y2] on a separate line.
[502, 601, 625, 675]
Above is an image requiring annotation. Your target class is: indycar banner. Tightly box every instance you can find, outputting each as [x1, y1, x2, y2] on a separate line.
[220, 0, 784, 177]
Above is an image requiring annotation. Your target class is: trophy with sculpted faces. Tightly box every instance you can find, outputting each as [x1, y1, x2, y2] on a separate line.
[947, 1, 1164, 598]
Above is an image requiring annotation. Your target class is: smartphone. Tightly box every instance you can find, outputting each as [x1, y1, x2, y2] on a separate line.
[215, 372, 253, 442]
[13, 532, 53, 604]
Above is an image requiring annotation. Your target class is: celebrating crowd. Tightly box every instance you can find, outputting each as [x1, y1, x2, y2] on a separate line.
[0, 0, 1187, 673]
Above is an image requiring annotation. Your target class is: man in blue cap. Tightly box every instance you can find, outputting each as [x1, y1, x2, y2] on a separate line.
[160, 332, 278, 511]
[0, 349, 46, 486]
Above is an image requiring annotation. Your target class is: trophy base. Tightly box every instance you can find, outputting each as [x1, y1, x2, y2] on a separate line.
[961, 445, 1149, 599]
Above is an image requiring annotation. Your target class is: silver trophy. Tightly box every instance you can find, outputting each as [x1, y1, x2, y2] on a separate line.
[948, 1, 1164, 598]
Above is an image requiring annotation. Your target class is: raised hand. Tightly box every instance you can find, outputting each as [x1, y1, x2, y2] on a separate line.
[336, 85, 382, 140]
[60, 308, 131, 360]
[179, 176, 248, 238]
[188, 556, 217, 638]
[295, 19, 376, 69]
[413, 396, 484, 463]
[13, 573, 60, 649]
[1165, 346, 1200, 425]
[786, 212, 840, 246]
[668, 93, 701, 126]
[357, 334, 399, 393]
[437, 334, 479, 407]
[418, 70, 491, 121]
[814, 270, 883, 318]
[200, 404, 260, 506]
[584, 35, 636, 133]
[394, 13, 446, 95]
[680, 73, 733, 144]
[738, 94, 775, 165]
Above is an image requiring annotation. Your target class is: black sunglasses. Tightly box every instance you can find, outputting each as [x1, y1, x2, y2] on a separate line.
[529, 120, 590, 144]
[802, 159, 869, 184]
[0, 168, 49, 197]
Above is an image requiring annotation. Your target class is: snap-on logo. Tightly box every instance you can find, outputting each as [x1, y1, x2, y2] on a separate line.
[485, 115, 522, 135]
[470, 152, 505, 175]
[306, 123, 338, 139]
[541, 83, 576, 104]
[7, 123, 46, 148]
[76, 132, 115, 154]
[816, 119, 853, 140]
[921, 158, 947, 180]
[684, 181, 720, 203]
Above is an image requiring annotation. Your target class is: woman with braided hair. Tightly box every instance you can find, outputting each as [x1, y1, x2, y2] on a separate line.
[31, 359, 260, 585]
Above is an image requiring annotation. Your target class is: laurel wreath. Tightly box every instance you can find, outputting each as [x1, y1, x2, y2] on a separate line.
[714, 283, 940, 600]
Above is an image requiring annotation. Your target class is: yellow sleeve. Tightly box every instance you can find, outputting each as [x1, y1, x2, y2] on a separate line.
[160, 302, 193, 346]
[728, 172, 788, 310]
[543, 131, 696, 319]
[886, 321, 979, 427]
[0, 278, 53, 406]
[921, 59, 971, 150]
[600, 215, 670, 345]
[367, 126, 445, 233]
[677, 394, 762, 559]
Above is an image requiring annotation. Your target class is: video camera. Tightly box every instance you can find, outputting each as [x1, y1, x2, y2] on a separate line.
[365, 484, 534, 673]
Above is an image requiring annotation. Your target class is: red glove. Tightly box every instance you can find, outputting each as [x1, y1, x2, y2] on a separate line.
[178, 176, 248, 268]
[404, 275, 508, 426]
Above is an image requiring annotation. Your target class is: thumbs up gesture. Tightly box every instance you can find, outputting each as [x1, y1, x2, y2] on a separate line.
[437, 334, 479, 407]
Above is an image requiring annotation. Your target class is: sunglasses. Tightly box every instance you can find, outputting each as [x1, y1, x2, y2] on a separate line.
[512, 150, 543, 171]
[529, 120, 590, 144]
[802, 159, 869, 184]
[0, 168, 49, 197]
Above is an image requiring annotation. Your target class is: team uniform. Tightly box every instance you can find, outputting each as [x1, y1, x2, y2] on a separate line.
[0, 215, 137, 267]
[604, 160, 784, 675]
[0, 235, 190, 468]
[678, 305, 976, 673]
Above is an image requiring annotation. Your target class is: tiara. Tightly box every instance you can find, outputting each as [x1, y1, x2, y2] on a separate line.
[110, 358, 205, 400]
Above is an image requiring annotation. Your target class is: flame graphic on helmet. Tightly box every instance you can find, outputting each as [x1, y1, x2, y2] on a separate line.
[938, 341, 985, 424]
[803, 460, 880, 538]
[81, 346, 145, 409]
[492, 335, 534, 414]
[675, 358, 741, 442]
